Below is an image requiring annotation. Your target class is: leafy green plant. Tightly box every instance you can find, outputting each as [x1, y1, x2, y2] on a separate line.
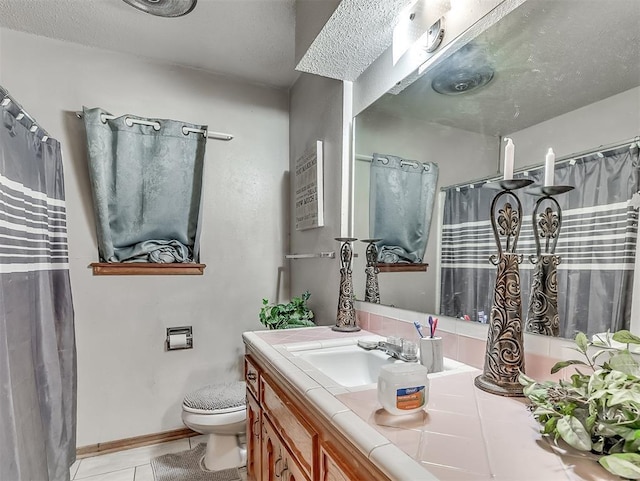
[520, 330, 640, 479]
[259, 291, 315, 330]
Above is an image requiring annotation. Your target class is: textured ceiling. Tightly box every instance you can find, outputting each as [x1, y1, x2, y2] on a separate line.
[364, 0, 640, 137]
[295, 0, 413, 81]
[0, 0, 297, 88]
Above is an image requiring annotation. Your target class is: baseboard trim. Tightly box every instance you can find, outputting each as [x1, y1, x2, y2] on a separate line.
[76, 427, 198, 458]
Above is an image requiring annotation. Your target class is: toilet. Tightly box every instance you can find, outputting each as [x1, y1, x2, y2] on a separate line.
[181, 381, 247, 471]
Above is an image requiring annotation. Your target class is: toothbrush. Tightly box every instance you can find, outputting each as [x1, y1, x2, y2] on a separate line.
[428, 316, 434, 338]
[413, 320, 425, 338]
[432, 318, 438, 338]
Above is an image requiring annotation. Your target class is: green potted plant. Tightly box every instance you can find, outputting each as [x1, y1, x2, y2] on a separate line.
[519, 330, 640, 479]
[259, 291, 315, 330]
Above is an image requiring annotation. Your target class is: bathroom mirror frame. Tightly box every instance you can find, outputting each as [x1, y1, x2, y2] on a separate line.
[350, 0, 640, 339]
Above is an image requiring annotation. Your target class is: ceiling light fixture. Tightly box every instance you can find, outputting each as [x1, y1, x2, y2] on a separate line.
[430, 43, 494, 95]
[431, 67, 494, 95]
[122, 0, 197, 18]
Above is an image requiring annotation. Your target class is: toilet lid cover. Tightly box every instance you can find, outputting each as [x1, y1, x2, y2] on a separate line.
[183, 381, 246, 413]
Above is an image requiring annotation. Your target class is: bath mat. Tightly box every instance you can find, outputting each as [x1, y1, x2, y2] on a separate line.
[151, 443, 242, 481]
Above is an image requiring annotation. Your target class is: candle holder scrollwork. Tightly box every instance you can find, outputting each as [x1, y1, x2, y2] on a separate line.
[525, 185, 574, 337]
[333, 237, 361, 332]
[474, 178, 532, 397]
[361, 239, 381, 304]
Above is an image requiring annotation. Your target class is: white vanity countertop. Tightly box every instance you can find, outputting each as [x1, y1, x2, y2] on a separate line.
[243, 326, 614, 481]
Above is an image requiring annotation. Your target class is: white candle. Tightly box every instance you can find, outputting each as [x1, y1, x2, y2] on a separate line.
[544, 148, 555, 186]
[503, 138, 514, 180]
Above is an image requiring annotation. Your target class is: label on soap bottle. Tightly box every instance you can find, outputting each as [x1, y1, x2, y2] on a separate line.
[396, 386, 425, 410]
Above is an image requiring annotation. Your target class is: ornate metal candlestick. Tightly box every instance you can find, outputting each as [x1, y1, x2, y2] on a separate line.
[333, 237, 361, 332]
[525, 186, 574, 337]
[475, 179, 532, 397]
[361, 239, 381, 303]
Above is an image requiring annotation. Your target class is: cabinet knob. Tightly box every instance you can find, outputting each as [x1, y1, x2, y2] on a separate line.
[247, 371, 257, 381]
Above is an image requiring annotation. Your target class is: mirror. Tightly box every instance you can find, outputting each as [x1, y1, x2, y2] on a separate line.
[353, 0, 640, 338]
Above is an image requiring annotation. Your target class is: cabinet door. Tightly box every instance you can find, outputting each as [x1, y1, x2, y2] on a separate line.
[262, 418, 309, 481]
[320, 444, 359, 481]
[246, 391, 261, 481]
[261, 416, 282, 481]
[261, 377, 314, 477]
[279, 449, 309, 481]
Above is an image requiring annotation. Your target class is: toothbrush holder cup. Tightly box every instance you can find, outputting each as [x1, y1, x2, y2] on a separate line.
[419, 337, 444, 373]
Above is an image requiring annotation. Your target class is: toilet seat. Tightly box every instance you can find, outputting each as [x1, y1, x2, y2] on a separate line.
[182, 381, 246, 415]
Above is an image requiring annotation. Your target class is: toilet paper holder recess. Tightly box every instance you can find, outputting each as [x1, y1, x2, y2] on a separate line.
[166, 326, 193, 351]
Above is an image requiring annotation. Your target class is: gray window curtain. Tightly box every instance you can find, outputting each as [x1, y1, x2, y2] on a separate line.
[83, 107, 207, 263]
[369, 154, 439, 263]
[440, 143, 640, 338]
[1, 87, 77, 481]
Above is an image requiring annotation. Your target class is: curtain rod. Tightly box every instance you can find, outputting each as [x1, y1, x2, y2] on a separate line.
[1, 88, 51, 140]
[356, 153, 430, 171]
[356, 154, 375, 162]
[439, 136, 640, 191]
[74, 111, 233, 141]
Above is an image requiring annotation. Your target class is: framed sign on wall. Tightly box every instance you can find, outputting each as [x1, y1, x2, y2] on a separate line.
[294, 140, 324, 230]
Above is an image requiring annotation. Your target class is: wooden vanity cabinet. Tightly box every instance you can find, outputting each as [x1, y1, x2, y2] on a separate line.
[245, 356, 262, 480]
[261, 376, 314, 478]
[246, 389, 262, 480]
[319, 444, 357, 481]
[244, 351, 391, 481]
[262, 416, 310, 481]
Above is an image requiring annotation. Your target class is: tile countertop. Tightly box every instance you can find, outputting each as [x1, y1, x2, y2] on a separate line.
[242, 326, 615, 481]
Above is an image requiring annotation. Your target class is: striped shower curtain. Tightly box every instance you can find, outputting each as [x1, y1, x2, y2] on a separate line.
[0, 87, 77, 481]
[440, 143, 639, 338]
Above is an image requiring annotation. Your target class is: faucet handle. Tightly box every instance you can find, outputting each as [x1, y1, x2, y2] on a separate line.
[386, 336, 402, 347]
[401, 339, 418, 360]
[357, 339, 380, 350]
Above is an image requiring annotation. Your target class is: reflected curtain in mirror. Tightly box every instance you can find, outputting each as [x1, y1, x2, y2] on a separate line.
[440, 143, 640, 337]
[83, 107, 206, 263]
[370, 154, 439, 263]
[0, 88, 76, 481]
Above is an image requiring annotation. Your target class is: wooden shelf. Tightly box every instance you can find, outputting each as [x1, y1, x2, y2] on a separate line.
[89, 262, 206, 276]
[376, 263, 428, 273]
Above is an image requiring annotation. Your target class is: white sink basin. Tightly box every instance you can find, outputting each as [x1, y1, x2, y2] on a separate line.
[290, 343, 471, 388]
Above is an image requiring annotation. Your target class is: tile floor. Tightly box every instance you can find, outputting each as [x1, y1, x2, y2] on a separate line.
[70, 435, 246, 481]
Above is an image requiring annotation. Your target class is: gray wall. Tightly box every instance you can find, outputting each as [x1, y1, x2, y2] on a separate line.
[288, 73, 345, 325]
[507, 87, 640, 168]
[0, 29, 290, 446]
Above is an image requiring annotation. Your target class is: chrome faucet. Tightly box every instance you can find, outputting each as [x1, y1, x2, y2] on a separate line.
[357, 338, 418, 362]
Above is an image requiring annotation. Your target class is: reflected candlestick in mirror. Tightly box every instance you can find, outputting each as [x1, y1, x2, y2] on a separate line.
[545, 148, 555, 186]
[361, 239, 381, 304]
[503, 138, 514, 180]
